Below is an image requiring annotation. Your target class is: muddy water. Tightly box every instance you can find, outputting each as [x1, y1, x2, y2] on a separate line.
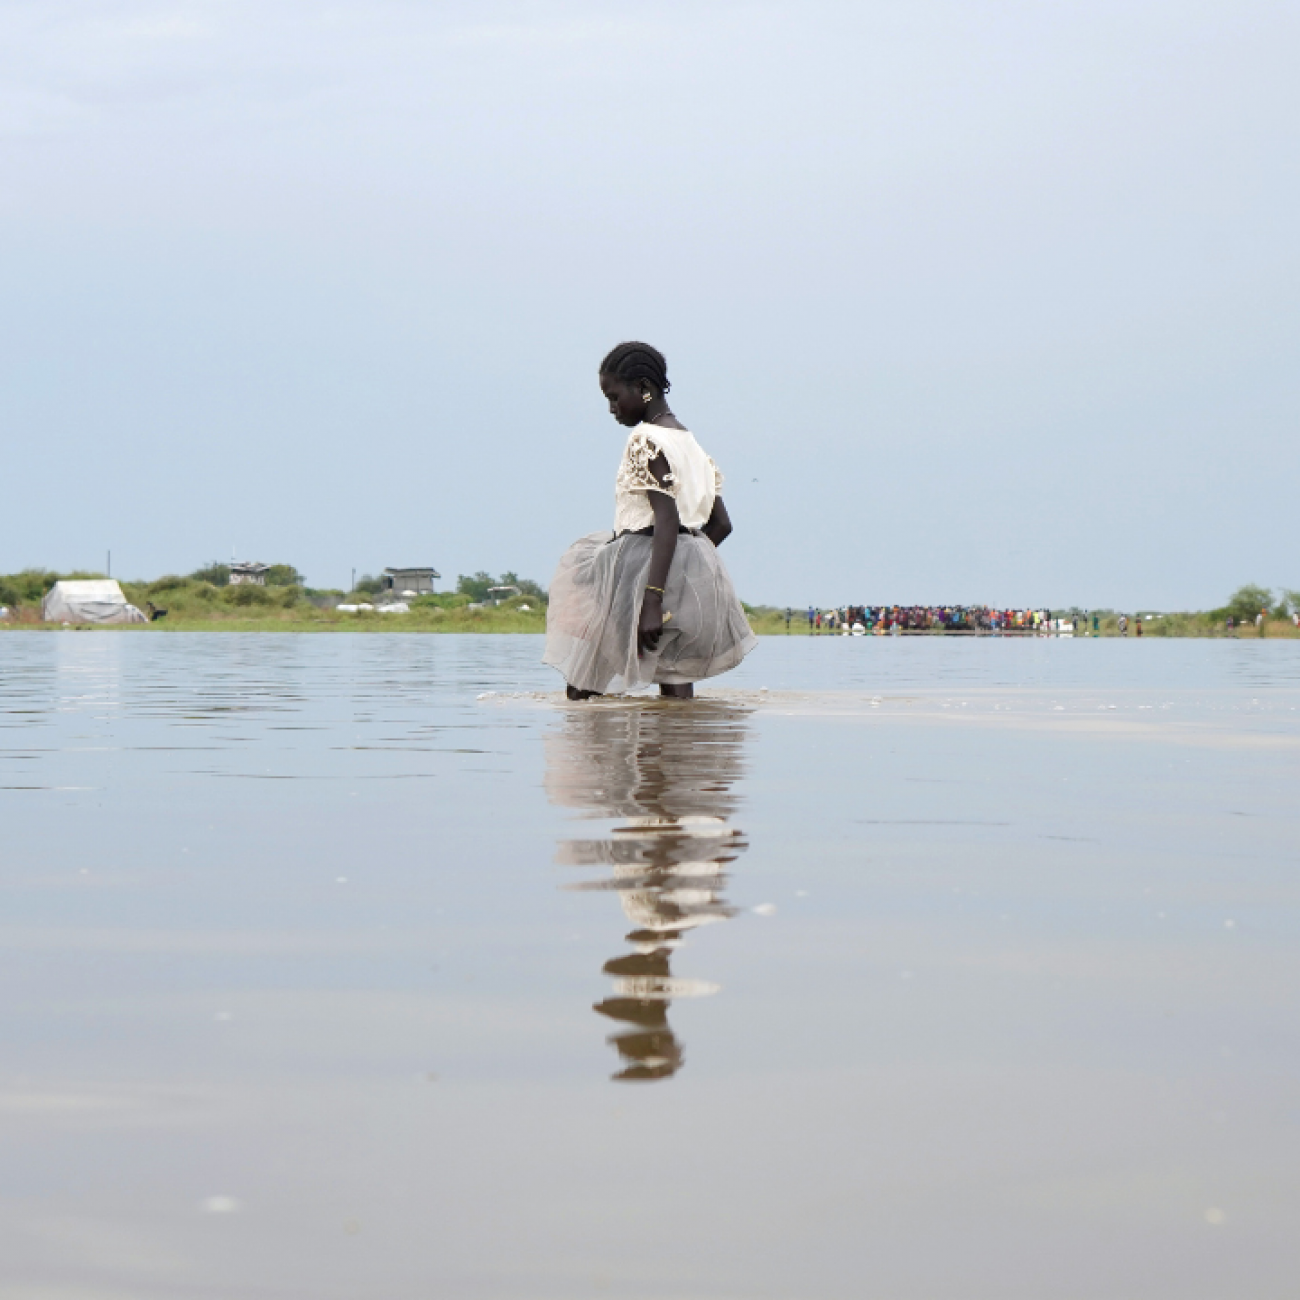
[1, 633, 1298, 1298]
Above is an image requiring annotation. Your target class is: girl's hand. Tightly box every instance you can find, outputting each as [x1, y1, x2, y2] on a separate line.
[638, 591, 664, 655]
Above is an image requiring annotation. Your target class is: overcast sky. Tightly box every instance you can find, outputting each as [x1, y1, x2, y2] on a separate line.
[2, 0, 1296, 608]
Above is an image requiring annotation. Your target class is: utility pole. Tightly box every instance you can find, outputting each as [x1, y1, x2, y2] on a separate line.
[106, 550, 111, 578]
[351, 568, 356, 593]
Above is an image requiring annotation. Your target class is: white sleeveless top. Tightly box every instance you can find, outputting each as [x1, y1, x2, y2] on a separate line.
[614, 424, 724, 533]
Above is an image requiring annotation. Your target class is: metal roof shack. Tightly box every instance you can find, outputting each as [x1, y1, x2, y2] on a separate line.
[230, 562, 271, 586]
[383, 567, 441, 596]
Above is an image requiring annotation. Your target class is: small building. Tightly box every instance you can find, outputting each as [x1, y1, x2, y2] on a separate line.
[383, 567, 440, 596]
[230, 562, 270, 586]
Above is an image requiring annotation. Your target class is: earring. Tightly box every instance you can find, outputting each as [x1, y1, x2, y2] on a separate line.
[642, 392, 652, 403]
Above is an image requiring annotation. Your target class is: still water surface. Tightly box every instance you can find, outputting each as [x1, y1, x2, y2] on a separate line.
[1, 634, 1298, 1298]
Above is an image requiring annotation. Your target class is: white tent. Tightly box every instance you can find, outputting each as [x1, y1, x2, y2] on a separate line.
[42, 580, 147, 625]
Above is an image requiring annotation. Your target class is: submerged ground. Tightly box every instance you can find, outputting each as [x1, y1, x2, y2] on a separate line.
[2, 635, 1298, 1298]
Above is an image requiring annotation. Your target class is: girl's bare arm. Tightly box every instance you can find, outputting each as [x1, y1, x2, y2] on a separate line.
[702, 496, 732, 548]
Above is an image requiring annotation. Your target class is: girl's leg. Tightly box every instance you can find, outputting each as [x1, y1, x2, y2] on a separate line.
[658, 682, 694, 699]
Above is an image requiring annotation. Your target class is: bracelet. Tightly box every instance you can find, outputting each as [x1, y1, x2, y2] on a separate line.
[645, 585, 665, 595]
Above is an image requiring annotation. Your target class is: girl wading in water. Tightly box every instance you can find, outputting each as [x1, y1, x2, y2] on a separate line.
[544, 342, 757, 700]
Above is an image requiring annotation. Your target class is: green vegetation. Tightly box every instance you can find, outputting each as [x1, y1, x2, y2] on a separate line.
[0, 566, 551, 632]
[742, 604, 791, 635]
[185, 561, 302, 587]
[1212, 583, 1276, 624]
[187, 561, 230, 585]
[750, 594, 1300, 638]
[264, 564, 304, 587]
[456, 570, 549, 603]
[135, 601, 548, 633]
[0, 568, 107, 608]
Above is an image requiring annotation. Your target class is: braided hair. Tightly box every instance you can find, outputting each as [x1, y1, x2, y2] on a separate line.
[599, 341, 671, 394]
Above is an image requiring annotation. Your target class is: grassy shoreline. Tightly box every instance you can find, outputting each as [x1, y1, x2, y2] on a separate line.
[4, 607, 1299, 637]
[1, 606, 550, 634]
[3, 572, 1297, 637]
[748, 612, 1300, 638]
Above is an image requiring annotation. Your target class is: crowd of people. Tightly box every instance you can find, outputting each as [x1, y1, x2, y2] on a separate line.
[790, 606, 1098, 635]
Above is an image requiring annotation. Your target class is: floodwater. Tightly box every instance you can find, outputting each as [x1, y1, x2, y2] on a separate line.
[1, 633, 1299, 1299]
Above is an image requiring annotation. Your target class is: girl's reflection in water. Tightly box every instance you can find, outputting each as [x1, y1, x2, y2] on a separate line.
[545, 701, 752, 1082]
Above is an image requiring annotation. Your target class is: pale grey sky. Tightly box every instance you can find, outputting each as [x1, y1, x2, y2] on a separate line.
[3, 0, 1296, 608]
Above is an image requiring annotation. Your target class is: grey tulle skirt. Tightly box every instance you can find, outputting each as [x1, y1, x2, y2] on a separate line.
[543, 531, 758, 693]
